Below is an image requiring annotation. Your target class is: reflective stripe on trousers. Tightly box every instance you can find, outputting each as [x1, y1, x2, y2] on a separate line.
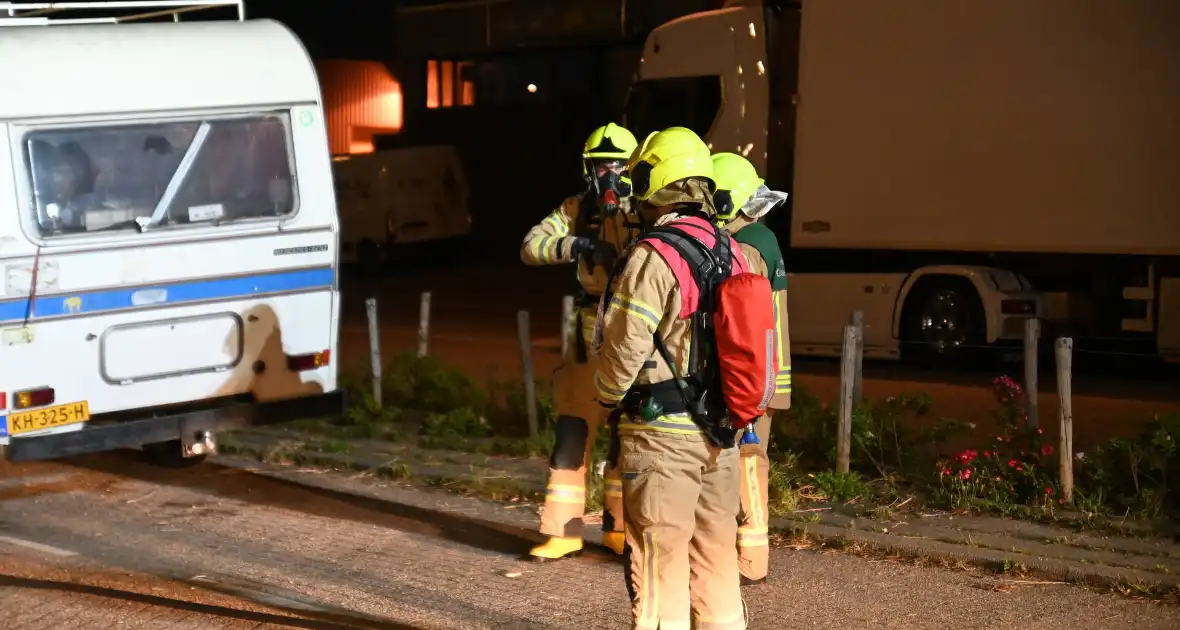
[544, 484, 585, 505]
[541, 337, 624, 538]
[737, 414, 771, 581]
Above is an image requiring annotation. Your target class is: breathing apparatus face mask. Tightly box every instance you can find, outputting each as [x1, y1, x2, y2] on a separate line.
[585, 159, 631, 215]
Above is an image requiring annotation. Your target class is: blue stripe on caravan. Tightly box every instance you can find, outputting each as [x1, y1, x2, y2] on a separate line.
[0, 267, 334, 325]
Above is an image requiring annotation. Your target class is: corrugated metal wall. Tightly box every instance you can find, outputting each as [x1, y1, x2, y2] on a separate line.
[316, 60, 403, 156]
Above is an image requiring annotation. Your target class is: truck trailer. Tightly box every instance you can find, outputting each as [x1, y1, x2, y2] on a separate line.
[624, 0, 1180, 365]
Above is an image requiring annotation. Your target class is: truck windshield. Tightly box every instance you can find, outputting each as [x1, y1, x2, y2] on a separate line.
[623, 76, 723, 140]
[24, 114, 296, 237]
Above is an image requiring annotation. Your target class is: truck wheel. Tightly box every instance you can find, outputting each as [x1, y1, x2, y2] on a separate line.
[901, 277, 986, 369]
[142, 439, 207, 468]
[357, 239, 382, 276]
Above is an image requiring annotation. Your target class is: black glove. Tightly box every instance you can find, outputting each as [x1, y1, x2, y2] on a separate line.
[568, 236, 597, 260]
[591, 241, 620, 271]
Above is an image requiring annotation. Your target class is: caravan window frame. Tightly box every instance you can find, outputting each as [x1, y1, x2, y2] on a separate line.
[11, 108, 302, 245]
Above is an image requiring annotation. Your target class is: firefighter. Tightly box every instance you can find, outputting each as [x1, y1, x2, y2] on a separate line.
[593, 127, 748, 630]
[520, 123, 640, 561]
[711, 152, 792, 585]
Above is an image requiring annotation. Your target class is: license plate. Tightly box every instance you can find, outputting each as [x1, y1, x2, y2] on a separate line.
[7, 401, 90, 437]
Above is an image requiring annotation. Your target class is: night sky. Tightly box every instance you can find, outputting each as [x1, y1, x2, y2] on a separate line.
[20, 0, 401, 60]
[246, 0, 398, 60]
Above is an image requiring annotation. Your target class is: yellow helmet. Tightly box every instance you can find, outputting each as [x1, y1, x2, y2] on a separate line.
[627, 126, 713, 201]
[711, 152, 765, 222]
[582, 123, 638, 173]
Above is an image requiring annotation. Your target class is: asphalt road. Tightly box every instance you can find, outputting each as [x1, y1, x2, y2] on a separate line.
[0, 549, 311, 629]
[1, 453, 1177, 629]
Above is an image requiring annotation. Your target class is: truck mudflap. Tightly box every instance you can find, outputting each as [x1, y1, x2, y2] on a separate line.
[2, 390, 347, 463]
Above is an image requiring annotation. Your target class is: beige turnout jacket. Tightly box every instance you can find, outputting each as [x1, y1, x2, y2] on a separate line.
[593, 212, 752, 412]
[520, 193, 637, 297]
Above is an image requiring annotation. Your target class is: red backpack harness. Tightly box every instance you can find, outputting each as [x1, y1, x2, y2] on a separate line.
[618, 214, 778, 448]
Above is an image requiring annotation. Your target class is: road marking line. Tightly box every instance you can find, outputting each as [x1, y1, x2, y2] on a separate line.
[0, 534, 77, 557]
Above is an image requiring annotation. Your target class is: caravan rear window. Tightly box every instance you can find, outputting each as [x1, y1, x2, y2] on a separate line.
[24, 114, 297, 237]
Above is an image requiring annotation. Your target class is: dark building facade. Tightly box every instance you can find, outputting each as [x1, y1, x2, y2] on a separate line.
[387, 0, 719, 256]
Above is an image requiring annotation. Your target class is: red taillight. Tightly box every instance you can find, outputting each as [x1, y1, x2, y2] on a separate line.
[0, 392, 6, 410]
[1001, 299, 1036, 316]
[14, 387, 55, 410]
[287, 350, 331, 372]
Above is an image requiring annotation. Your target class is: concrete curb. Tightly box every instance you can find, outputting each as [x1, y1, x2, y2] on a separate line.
[217, 437, 1180, 594]
[218, 438, 548, 496]
[769, 517, 1180, 593]
[209, 452, 612, 551]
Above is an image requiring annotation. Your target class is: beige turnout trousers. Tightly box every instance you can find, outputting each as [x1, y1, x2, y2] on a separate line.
[736, 285, 791, 582]
[737, 414, 773, 580]
[619, 417, 746, 630]
[539, 307, 624, 537]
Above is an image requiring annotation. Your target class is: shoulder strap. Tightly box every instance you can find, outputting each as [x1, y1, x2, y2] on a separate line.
[640, 225, 720, 297]
[637, 223, 726, 391]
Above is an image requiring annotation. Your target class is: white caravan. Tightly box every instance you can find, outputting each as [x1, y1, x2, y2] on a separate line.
[0, 2, 345, 465]
[333, 146, 472, 272]
[625, 0, 1180, 365]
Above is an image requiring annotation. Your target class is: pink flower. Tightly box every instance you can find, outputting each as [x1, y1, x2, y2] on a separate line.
[1036, 427, 1044, 435]
[940, 468, 952, 477]
[993, 376, 1024, 398]
[995, 476, 1002, 481]
[1008, 459, 1019, 468]
[983, 451, 992, 458]
[1045, 487, 1054, 496]
[960, 469, 972, 480]
[1041, 444, 1055, 457]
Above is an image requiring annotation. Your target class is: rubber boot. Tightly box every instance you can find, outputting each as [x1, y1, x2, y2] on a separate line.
[529, 536, 583, 562]
[601, 531, 625, 555]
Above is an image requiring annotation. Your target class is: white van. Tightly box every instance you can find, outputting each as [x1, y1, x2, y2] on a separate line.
[333, 145, 473, 272]
[0, 3, 345, 465]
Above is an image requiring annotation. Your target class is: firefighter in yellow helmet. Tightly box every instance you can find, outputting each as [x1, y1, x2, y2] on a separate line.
[593, 127, 748, 629]
[711, 152, 792, 585]
[520, 123, 640, 561]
